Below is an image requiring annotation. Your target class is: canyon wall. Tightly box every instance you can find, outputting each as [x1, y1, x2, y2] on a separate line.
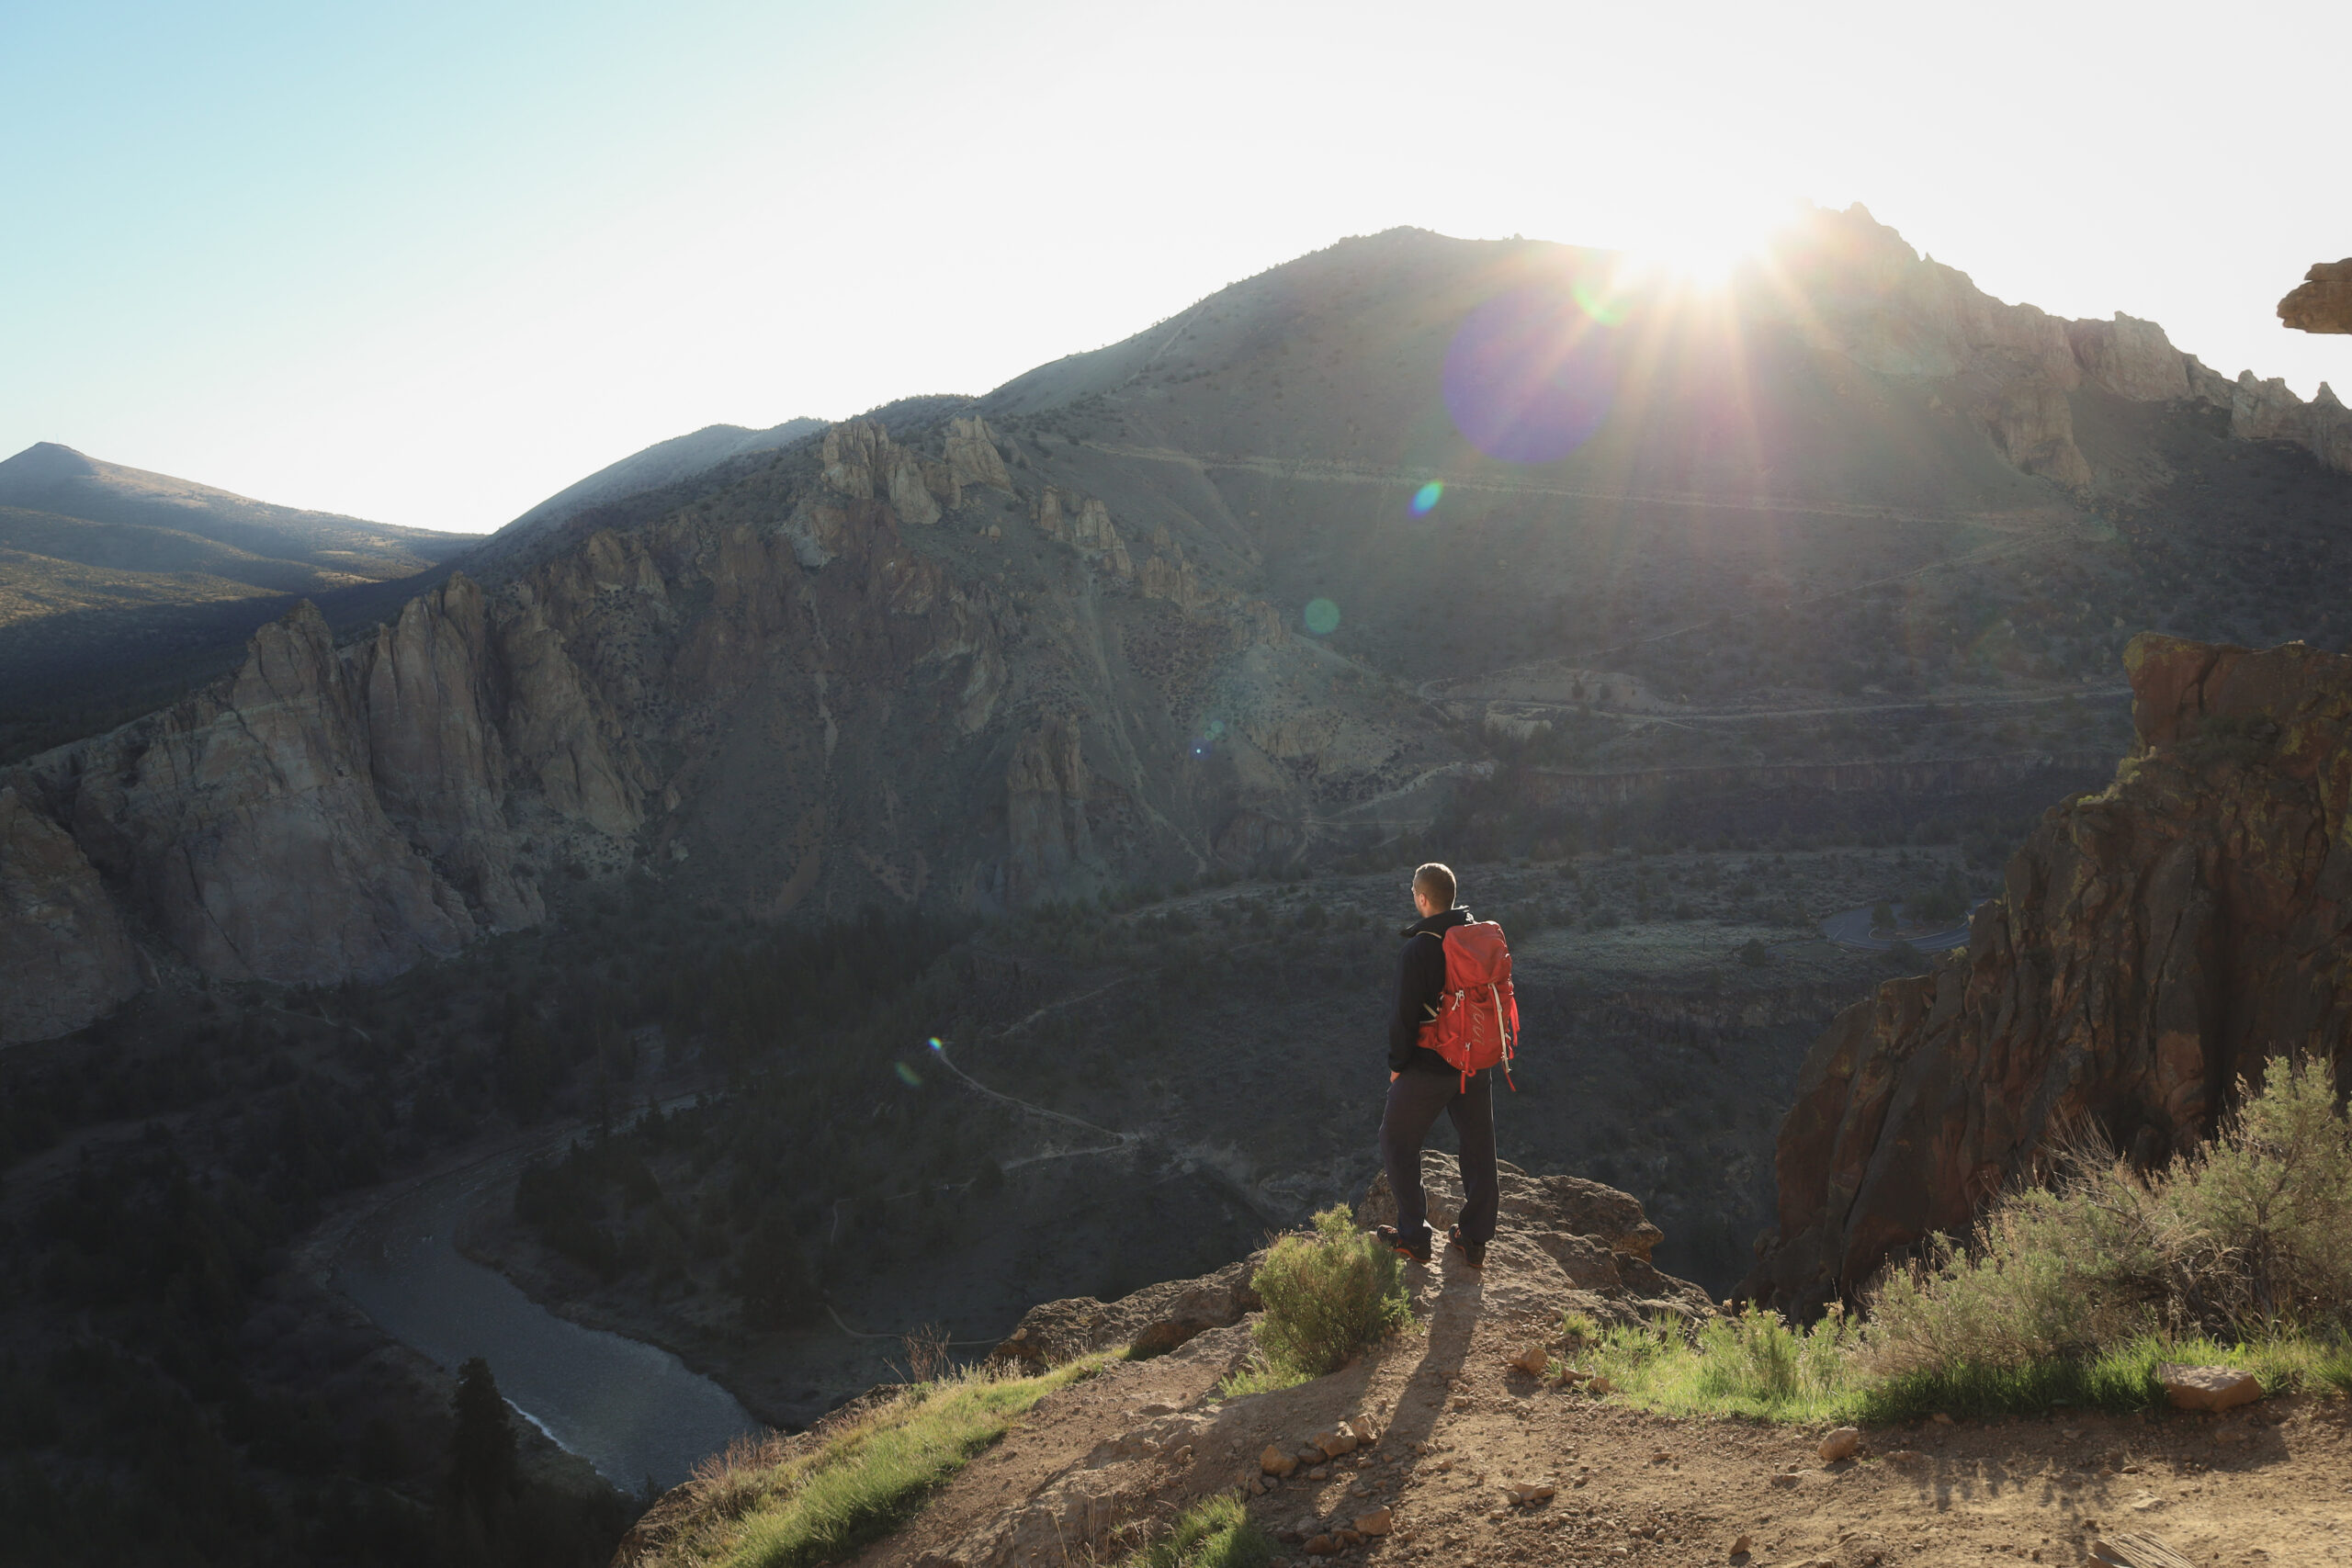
[1744, 633, 2352, 1309]
[0, 417, 1432, 1042]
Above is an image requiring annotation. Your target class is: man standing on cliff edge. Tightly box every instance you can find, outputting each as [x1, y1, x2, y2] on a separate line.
[1374, 862, 1501, 1269]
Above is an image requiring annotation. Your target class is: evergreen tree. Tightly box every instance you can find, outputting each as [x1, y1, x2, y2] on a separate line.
[447, 1357, 518, 1515]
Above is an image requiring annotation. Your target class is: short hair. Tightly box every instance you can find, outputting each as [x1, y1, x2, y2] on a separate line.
[1412, 862, 1456, 908]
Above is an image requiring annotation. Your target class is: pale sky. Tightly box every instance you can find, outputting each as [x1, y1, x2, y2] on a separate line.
[4, 0, 2346, 534]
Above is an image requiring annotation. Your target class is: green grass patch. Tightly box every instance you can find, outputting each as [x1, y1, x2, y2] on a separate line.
[1122, 1494, 1276, 1568]
[683, 1356, 1107, 1568]
[1858, 1332, 2352, 1423]
[1219, 1206, 1409, 1399]
[1583, 1308, 1871, 1424]
[1580, 1308, 2352, 1427]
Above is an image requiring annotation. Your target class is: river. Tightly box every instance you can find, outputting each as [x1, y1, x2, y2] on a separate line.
[331, 1140, 762, 1492]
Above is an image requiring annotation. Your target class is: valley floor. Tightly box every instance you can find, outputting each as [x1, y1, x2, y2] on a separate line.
[837, 1256, 2351, 1568]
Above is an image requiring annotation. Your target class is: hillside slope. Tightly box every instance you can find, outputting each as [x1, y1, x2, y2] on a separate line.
[615, 1155, 2351, 1568]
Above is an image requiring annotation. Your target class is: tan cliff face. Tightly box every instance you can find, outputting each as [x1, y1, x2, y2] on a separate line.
[0, 415, 1448, 1040]
[1744, 632, 2352, 1310]
[2278, 259, 2352, 334]
[0, 784, 142, 1041]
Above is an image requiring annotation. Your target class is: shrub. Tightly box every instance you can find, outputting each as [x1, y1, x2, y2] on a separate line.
[1228, 1208, 1409, 1393]
[1863, 1057, 2352, 1377]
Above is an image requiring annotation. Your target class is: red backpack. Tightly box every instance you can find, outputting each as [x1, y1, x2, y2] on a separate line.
[1416, 921, 1520, 1091]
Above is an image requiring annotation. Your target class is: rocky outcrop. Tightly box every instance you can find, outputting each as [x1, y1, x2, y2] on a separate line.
[2067, 314, 2191, 403]
[990, 1258, 1262, 1365]
[989, 1153, 1705, 1374]
[32, 603, 482, 985]
[2278, 260, 2352, 334]
[1745, 634, 2352, 1310]
[944, 414, 1014, 492]
[1005, 714, 1102, 904]
[1357, 1152, 1710, 1324]
[2231, 373, 2352, 474]
[1770, 205, 2352, 481]
[4, 581, 639, 989]
[1973, 375, 2091, 490]
[820, 419, 941, 525]
[0, 785, 141, 1042]
[1034, 487, 1133, 576]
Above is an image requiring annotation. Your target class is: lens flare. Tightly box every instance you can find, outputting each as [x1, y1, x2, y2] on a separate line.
[1442, 281, 1623, 464]
[1303, 598, 1341, 635]
[1408, 479, 1443, 516]
[894, 1062, 922, 1087]
[927, 1037, 944, 1052]
[1570, 277, 1630, 327]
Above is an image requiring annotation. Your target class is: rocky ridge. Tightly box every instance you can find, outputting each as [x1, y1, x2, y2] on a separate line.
[1773, 207, 2352, 484]
[1745, 633, 2352, 1309]
[0, 414, 1442, 1041]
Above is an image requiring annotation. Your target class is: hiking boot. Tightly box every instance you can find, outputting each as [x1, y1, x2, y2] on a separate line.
[1446, 1224, 1487, 1269]
[1375, 1224, 1432, 1265]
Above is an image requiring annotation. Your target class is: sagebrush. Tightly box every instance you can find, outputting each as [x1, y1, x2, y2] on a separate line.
[1227, 1207, 1408, 1394]
[1864, 1055, 2352, 1377]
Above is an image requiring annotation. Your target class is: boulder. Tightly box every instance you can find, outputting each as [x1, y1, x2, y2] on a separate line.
[2157, 1364, 2262, 1412]
[1817, 1427, 1861, 1462]
[989, 1257, 1260, 1365]
[1747, 634, 2352, 1310]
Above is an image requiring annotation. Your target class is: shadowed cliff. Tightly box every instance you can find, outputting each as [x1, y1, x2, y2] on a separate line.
[1745, 632, 2352, 1309]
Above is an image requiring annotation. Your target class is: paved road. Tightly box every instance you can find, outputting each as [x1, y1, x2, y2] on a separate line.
[1819, 902, 1971, 953]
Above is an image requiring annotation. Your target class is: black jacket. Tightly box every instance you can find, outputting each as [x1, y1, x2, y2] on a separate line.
[1390, 907, 1472, 1075]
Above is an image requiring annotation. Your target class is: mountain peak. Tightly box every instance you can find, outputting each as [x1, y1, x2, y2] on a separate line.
[0, 442, 99, 482]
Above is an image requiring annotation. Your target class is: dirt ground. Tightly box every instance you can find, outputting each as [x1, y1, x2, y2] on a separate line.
[850, 1252, 2352, 1568]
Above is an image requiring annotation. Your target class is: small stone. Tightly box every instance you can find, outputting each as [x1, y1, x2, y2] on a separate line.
[1588, 1375, 1613, 1395]
[2157, 1363, 2262, 1412]
[1303, 1535, 1336, 1557]
[1930, 1413, 1954, 1425]
[1262, 1446, 1300, 1477]
[1356, 1507, 1394, 1536]
[1307, 1466, 1329, 1482]
[1502, 1481, 1558, 1505]
[1136, 1402, 1175, 1416]
[1336, 1529, 1365, 1548]
[1888, 1449, 1925, 1467]
[1732, 1532, 1754, 1557]
[1650, 1450, 1673, 1464]
[1769, 1472, 1798, 1489]
[1510, 1343, 1551, 1376]
[1817, 1427, 1861, 1462]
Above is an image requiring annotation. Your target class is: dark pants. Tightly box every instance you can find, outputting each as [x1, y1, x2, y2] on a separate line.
[1379, 1068, 1498, 1248]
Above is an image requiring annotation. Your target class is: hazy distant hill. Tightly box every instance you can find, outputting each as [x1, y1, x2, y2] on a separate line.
[497, 417, 827, 542]
[0, 444, 481, 757]
[0, 442, 470, 577]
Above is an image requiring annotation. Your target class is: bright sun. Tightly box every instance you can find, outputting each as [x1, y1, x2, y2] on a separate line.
[1616, 197, 1793, 288]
